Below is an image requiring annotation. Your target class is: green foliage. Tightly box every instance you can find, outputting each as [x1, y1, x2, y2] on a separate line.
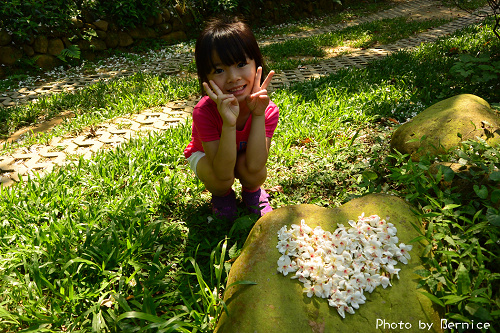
[449, 52, 500, 85]
[0, 0, 77, 41]
[94, 0, 163, 28]
[446, 0, 500, 39]
[183, 238, 255, 332]
[0, 131, 197, 331]
[358, 139, 500, 327]
[57, 45, 82, 62]
[0, 0, 177, 40]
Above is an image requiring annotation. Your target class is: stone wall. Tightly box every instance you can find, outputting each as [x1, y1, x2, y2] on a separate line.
[0, 0, 347, 72]
[0, 5, 194, 71]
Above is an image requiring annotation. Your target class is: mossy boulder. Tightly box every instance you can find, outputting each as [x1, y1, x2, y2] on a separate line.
[216, 194, 442, 333]
[391, 94, 500, 161]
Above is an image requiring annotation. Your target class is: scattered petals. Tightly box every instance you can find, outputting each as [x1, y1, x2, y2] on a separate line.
[276, 214, 411, 318]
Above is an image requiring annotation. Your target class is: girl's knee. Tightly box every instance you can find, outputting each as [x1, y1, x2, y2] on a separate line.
[236, 160, 267, 187]
[197, 157, 235, 195]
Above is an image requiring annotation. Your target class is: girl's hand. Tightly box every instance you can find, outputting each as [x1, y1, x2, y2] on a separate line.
[204, 80, 239, 127]
[246, 67, 274, 117]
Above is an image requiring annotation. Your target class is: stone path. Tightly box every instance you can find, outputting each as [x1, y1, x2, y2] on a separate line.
[0, 0, 490, 187]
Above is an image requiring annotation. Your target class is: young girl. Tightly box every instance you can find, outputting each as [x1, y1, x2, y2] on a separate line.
[183, 16, 279, 220]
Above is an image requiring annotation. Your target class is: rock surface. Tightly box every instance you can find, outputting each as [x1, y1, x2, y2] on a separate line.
[216, 194, 442, 333]
[391, 94, 500, 161]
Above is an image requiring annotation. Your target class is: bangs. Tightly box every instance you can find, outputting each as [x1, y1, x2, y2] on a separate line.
[210, 33, 251, 68]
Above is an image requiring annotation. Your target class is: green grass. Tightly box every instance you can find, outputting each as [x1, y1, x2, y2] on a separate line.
[262, 16, 454, 71]
[0, 74, 199, 151]
[0, 15, 500, 333]
[253, 0, 398, 38]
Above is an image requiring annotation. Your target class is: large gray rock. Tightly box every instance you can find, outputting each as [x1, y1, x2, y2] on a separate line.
[391, 94, 500, 161]
[216, 194, 442, 333]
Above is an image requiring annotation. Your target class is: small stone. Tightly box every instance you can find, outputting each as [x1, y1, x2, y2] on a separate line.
[118, 32, 134, 47]
[48, 38, 65, 56]
[162, 8, 171, 22]
[76, 39, 91, 51]
[0, 30, 12, 46]
[157, 23, 173, 36]
[90, 39, 107, 51]
[105, 32, 119, 48]
[34, 54, 59, 70]
[33, 35, 48, 54]
[22, 44, 35, 57]
[93, 19, 109, 31]
[96, 30, 107, 40]
[160, 31, 187, 44]
[0, 46, 22, 65]
[154, 12, 163, 25]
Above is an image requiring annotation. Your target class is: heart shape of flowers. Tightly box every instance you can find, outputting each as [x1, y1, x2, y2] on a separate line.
[276, 214, 412, 318]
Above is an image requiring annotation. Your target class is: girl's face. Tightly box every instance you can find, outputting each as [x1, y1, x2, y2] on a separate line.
[206, 52, 256, 104]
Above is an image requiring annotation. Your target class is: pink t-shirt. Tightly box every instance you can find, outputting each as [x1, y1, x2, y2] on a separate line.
[184, 96, 279, 158]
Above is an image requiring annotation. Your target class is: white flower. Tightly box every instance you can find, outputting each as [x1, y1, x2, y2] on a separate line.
[278, 225, 291, 240]
[276, 214, 411, 318]
[303, 281, 320, 298]
[277, 255, 295, 276]
[399, 243, 413, 260]
[385, 263, 401, 279]
[380, 275, 391, 289]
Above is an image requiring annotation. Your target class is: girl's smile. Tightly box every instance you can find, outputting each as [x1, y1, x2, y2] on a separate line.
[207, 53, 257, 103]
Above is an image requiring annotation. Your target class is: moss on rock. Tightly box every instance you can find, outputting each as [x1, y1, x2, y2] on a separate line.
[390, 94, 500, 161]
[216, 194, 442, 333]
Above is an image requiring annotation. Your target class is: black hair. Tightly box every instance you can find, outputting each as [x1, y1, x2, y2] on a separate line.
[195, 16, 265, 93]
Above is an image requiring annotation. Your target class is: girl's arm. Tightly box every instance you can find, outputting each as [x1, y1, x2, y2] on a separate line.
[245, 114, 269, 173]
[245, 68, 275, 172]
[202, 125, 236, 181]
[202, 80, 239, 181]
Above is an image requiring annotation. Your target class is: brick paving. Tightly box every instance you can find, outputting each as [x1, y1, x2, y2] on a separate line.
[0, 0, 491, 187]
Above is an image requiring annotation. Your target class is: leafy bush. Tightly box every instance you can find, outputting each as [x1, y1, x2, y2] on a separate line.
[94, 0, 163, 28]
[449, 52, 500, 91]
[359, 139, 500, 327]
[0, 0, 77, 41]
[0, 0, 175, 41]
[448, 0, 500, 40]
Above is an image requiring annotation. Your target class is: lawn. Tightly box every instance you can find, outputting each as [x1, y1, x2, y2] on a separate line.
[1, 11, 500, 333]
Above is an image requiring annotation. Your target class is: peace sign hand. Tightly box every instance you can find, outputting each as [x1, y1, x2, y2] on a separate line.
[203, 80, 239, 127]
[246, 67, 274, 117]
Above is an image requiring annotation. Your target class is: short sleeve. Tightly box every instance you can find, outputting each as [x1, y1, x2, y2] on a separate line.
[265, 101, 279, 138]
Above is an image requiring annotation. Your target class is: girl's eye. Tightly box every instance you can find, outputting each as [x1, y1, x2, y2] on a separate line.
[237, 62, 247, 68]
[214, 68, 223, 74]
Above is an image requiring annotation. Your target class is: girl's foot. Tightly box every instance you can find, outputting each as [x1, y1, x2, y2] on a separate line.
[211, 189, 237, 221]
[241, 187, 273, 216]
